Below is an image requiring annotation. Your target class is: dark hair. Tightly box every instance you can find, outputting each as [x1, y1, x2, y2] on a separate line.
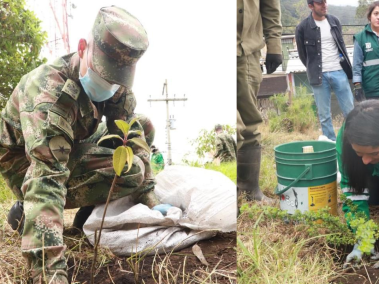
[367, 1, 379, 22]
[342, 100, 379, 193]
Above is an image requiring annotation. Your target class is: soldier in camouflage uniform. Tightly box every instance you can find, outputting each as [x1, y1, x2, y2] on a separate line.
[213, 124, 237, 163]
[0, 6, 166, 284]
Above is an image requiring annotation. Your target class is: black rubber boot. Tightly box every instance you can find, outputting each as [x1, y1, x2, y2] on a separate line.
[72, 205, 95, 231]
[7, 201, 25, 235]
[237, 145, 275, 204]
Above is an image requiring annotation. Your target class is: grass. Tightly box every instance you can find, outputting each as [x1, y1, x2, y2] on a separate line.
[237, 213, 337, 284]
[237, 114, 348, 284]
[0, 162, 236, 283]
[204, 161, 237, 184]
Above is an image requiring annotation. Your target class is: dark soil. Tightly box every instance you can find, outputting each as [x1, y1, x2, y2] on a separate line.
[331, 266, 379, 284]
[66, 231, 236, 284]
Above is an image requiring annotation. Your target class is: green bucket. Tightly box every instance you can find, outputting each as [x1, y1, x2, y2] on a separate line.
[274, 141, 337, 215]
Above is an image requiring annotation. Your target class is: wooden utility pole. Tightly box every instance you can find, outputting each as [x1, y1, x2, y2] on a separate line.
[147, 80, 187, 165]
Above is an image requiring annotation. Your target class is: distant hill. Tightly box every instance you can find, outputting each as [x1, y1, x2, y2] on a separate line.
[281, 0, 366, 28]
[280, 0, 367, 40]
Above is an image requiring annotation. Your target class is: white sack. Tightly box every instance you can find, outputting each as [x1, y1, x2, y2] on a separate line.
[83, 165, 237, 256]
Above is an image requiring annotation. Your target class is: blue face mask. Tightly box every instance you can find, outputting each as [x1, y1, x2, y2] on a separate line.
[79, 50, 120, 102]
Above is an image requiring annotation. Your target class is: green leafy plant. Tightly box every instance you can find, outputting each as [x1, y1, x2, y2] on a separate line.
[190, 124, 236, 159]
[90, 118, 150, 284]
[341, 195, 379, 255]
[268, 88, 317, 133]
[0, 0, 47, 109]
[240, 204, 355, 247]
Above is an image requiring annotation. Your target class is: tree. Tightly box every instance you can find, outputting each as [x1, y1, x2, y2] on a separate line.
[0, 0, 47, 109]
[190, 125, 236, 159]
[294, 1, 310, 22]
[356, 0, 372, 19]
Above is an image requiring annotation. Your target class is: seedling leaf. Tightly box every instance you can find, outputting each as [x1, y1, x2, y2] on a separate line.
[97, 134, 123, 146]
[115, 120, 130, 136]
[129, 138, 150, 153]
[113, 146, 127, 176]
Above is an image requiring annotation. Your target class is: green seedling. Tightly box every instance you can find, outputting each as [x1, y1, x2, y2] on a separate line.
[90, 118, 150, 284]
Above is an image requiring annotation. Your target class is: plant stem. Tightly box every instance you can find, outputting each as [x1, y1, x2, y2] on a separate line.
[90, 174, 118, 284]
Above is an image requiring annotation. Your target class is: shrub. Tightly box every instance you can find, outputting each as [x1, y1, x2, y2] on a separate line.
[268, 87, 317, 133]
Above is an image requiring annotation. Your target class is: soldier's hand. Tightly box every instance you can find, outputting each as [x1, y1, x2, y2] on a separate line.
[354, 83, 366, 102]
[265, 54, 282, 74]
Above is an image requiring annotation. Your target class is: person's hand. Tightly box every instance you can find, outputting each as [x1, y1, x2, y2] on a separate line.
[343, 244, 379, 269]
[265, 54, 282, 74]
[152, 204, 173, 216]
[343, 244, 363, 268]
[354, 83, 366, 102]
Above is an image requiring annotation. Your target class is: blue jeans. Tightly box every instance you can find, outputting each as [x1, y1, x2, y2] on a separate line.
[311, 70, 354, 141]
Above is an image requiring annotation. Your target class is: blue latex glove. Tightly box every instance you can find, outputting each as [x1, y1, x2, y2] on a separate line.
[152, 204, 173, 216]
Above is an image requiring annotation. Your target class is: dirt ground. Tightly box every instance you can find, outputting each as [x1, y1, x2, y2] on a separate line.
[332, 266, 379, 284]
[65, 231, 236, 284]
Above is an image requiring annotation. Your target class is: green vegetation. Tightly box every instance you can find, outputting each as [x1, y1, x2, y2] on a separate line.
[268, 88, 317, 133]
[190, 125, 236, 159]
[204, 161, 236, 184]
[342, 195, 379, 255]
[238, 209, 337, 284]
[0, 178, 13, 204]
[240, 204, 355, 247]
[0, 0, 47, 109]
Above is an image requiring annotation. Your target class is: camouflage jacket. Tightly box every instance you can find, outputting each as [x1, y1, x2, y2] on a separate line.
[0, 52, 144, 201]
[214, 133, 237, 162]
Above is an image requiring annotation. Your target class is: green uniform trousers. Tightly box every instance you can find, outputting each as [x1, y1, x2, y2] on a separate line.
[237, 51, 263, 150]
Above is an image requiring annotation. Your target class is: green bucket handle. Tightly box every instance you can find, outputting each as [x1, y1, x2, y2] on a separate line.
[274, 165, 312, 195]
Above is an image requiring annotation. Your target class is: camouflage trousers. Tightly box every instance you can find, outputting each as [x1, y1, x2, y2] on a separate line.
[219, 155, 236, 163]
[0, 115, 155, 283]
[237, 51, 263, 150]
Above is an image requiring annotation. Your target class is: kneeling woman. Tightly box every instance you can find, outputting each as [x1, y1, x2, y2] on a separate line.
[337, 100, 379, 265]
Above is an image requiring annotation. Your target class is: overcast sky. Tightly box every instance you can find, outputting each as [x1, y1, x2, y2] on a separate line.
[27, 0, 235, 164]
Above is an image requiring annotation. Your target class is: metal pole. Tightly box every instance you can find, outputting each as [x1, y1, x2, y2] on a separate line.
[147, 80, 187, 166]
[165, 80, 172, 165]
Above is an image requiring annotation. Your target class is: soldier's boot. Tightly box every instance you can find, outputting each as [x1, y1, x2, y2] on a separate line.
[7, 201, 25, 235]
[72, 205, 95, 231]
[237, 145, 275, 204]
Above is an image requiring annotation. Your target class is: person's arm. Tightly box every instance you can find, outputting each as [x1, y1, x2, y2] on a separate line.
[352, 39, 364, 85]
[19, 95, 73, 276]
[295, 24, 307, 67]
[260, 0, 282, 55]
[213, 137, 223, 159]
[336, 126, 370, 225]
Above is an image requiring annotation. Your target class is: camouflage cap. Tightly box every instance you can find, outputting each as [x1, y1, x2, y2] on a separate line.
[90, 6, 149, 88]
[214, 124, 223, 131]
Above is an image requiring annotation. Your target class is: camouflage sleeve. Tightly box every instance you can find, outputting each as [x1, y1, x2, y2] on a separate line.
[20, 102, 72, 271]
[214, 136, 223, 159]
